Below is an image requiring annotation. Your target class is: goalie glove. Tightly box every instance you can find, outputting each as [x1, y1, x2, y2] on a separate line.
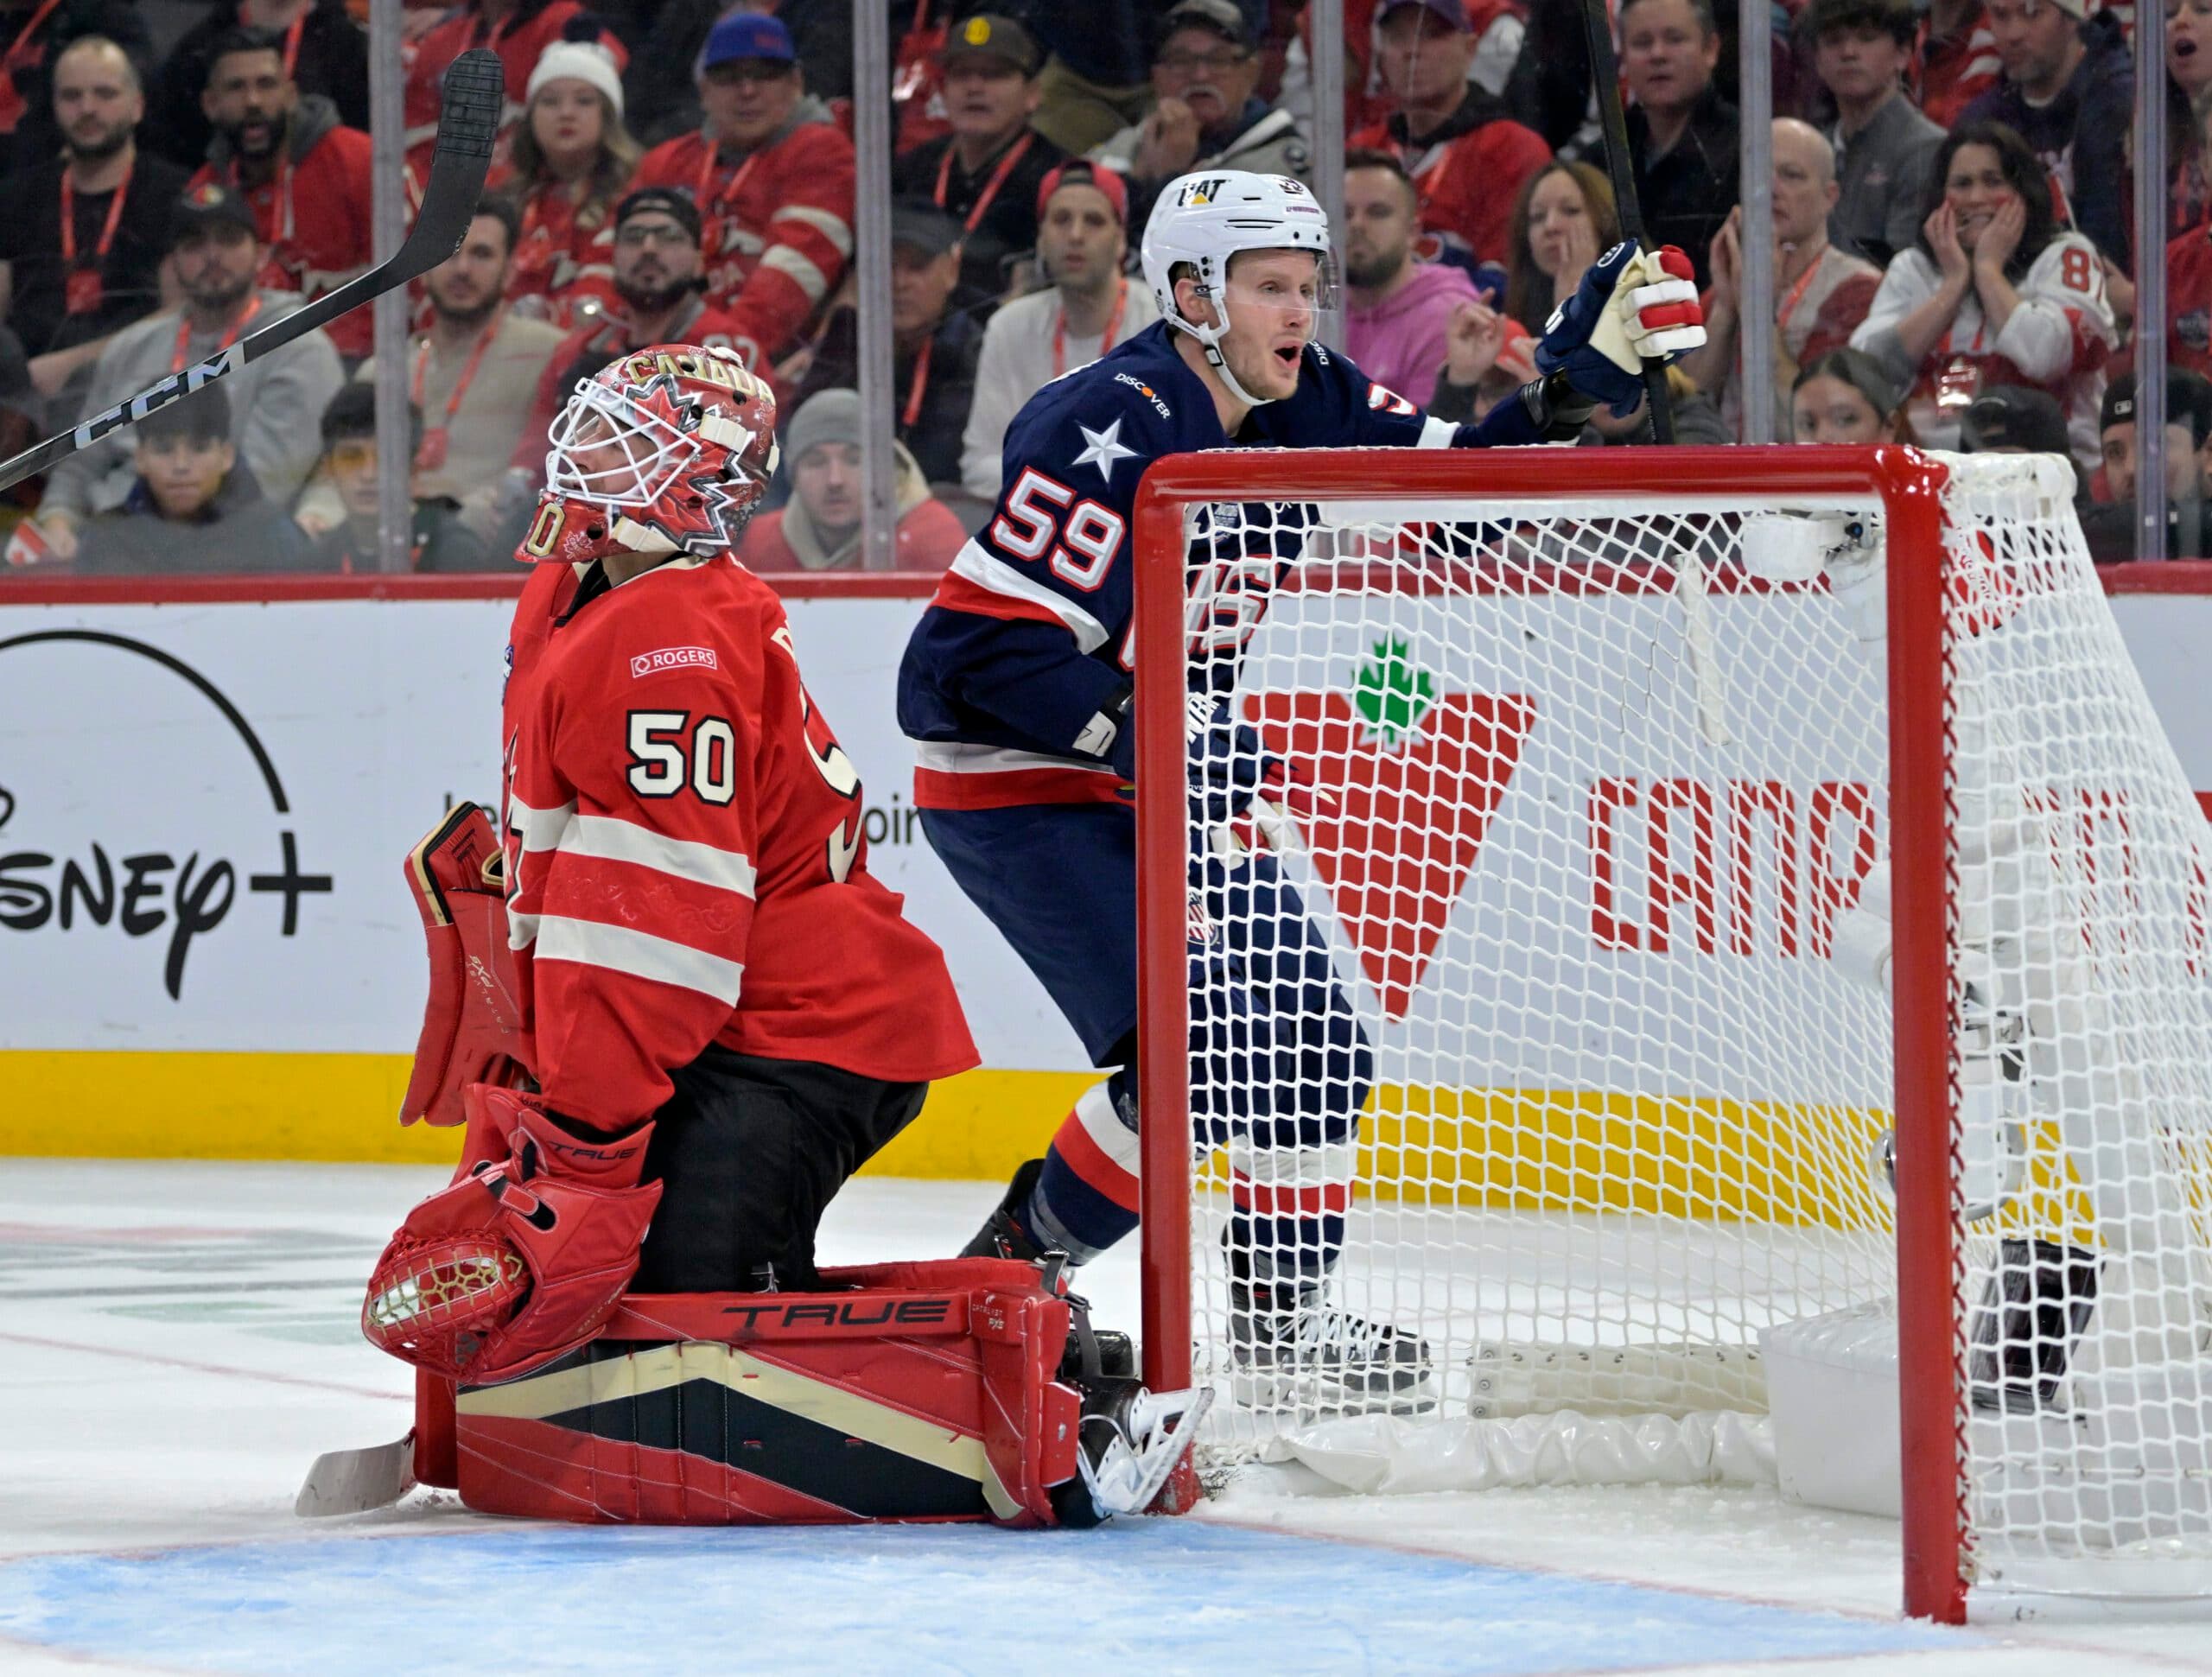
[363, 1083, 661, 1385]
[1535, 241, 1706, 418]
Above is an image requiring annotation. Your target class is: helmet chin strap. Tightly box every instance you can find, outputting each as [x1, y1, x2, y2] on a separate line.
[1173, 281, 1274, 413]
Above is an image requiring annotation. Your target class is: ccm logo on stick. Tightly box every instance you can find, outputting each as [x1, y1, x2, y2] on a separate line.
[631, 646, 718, 678]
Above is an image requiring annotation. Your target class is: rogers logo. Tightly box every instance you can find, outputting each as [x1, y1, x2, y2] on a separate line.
[631, 645, 717, 679]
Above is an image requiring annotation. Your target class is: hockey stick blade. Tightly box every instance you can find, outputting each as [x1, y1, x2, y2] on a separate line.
[0, 48, 502, 495]
[296, 1430, 418, 1517]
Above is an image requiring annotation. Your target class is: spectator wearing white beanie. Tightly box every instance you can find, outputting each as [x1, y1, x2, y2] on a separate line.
[499, 41, 643, 330]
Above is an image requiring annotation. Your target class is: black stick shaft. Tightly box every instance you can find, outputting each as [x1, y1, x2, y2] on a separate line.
[0, 48, 501, 497]
[1578, 0, 1675, 444]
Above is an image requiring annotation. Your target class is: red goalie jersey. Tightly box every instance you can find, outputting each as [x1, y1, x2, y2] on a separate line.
[502, 558, 977, 1132]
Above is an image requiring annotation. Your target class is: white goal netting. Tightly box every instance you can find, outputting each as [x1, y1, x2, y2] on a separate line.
[1155, 451, 2212, 1611]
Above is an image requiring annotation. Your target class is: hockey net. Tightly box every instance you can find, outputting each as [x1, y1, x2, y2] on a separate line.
[1128, 448, 2212, 1621]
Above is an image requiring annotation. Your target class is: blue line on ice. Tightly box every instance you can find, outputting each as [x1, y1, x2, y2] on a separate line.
[0, 1520, 1962, 1676]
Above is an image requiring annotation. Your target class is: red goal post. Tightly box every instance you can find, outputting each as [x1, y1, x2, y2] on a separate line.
[1128, 444, 2210, 1625]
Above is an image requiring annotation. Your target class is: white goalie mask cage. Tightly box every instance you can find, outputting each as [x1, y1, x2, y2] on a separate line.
[543, 378, 709, 512]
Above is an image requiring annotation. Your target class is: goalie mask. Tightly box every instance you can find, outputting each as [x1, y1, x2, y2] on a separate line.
[524, 342, 780, 565]
[1140, 169, 1339, 411]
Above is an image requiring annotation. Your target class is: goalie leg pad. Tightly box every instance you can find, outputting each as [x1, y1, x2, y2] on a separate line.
[436, 1259, 1198, 1527]
[400, 803, 529, 1130]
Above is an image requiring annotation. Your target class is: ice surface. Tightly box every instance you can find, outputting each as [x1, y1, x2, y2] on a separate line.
[0, 1162, 2204, 1676]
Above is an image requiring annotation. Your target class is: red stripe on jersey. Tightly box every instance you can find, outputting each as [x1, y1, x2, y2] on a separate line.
[1050, 1108, 1141, 1213]
[912, 765, 1129, 810]
[928, 569, 1076, 633]
[1230, 1173, 1353, 1217]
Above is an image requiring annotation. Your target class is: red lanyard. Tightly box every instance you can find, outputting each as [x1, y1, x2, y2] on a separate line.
[60, 154, 131, 265]
[412, 309, 500, 431]
[933, 130, 1033, 236]
[231, 150, 294, 246]
[170, 294, 262, 372]
[1775, 255, 1823, 333]
[902, 333, 935, 430]
[1, 0, 60, 73]
[694, 142, 761, 218]
[1052, 278, 1128, 377]
[238, 5, 306, 78]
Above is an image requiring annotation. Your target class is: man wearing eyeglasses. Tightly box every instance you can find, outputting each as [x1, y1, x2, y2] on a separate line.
[632, 12, 855, 372]
[1094, 0, 1310, 233]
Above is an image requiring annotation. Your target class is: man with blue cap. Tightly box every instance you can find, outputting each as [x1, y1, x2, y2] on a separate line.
[632, 11, 855, 374]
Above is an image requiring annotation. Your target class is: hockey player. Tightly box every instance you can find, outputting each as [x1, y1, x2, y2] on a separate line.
[898, 170, 1706, 1410]
[368, 344, 978, 1365]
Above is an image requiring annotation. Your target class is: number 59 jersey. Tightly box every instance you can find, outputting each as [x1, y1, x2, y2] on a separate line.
[502, 556, 977, 1132]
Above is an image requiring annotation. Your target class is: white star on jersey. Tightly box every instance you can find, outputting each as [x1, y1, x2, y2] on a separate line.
[1071, 418, 1139, 485]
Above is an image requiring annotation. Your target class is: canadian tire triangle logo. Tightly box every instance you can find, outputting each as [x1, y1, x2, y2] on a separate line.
[1248, 639, 1536, 1020]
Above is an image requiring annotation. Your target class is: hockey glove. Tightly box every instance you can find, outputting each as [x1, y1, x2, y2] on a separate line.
[1535, 241, 1706, 418]
[1185, 694, 1330, 859]
[363, 1083, 661, 1385]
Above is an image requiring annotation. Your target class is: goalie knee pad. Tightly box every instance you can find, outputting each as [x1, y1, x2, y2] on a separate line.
[421, 1258, 1205, 1528]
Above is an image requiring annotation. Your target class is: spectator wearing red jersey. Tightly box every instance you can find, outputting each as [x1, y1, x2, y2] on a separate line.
[2171, 180, 2212, 380]
[1092, 0, 1310, 237]
[892, 15, 1065, 305]
[1352, 0, 1552, 272]
[402, 0, 625, 181]
[1342, 148, 1481, 406]
[495, 41, 638, 329]
[189, 26, 379, 360]
[509, 187, 744, 487]
[741, 390, 967, 574]
[149, 0, 366, 170]
[1620, 0, 1738, 292]
[631, 13, 854, 371]
[1913, 0, 2000, 127]
[1682, 120, 1881, 439]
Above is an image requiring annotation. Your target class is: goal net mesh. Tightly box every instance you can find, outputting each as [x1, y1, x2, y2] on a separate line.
[1160, 450, 2212, 1600]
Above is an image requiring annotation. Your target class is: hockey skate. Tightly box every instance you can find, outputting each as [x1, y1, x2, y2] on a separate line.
[957, 1157, 1046, 1261]
[1226, 1270, 1435, 1417]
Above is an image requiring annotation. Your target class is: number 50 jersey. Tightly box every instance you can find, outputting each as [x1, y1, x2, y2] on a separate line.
[502, 557, 977, 1132]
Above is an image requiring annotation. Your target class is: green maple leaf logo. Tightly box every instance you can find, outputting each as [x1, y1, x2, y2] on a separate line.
[1353, 637, 1436, 745]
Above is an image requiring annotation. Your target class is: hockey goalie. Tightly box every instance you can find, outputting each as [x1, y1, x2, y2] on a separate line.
[352, 344, 1205, 1528]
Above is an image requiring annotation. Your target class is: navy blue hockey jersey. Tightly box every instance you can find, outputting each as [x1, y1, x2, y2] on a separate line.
[896, 320, 1544, 810]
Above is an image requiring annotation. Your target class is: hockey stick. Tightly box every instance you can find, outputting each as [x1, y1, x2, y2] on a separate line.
[0, 47, 504, 496]
[1575, 0, 1675, 444]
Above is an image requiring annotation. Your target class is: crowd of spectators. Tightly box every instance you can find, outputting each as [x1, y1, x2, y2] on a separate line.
[0, 0, 2196, 576]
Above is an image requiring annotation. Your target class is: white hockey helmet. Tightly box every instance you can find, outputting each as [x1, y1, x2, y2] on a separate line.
[1140, 169, 1336, 409]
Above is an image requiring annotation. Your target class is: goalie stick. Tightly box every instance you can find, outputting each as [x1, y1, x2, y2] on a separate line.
[0, 47, 504, 496]
[1575, 0, 1676, 445]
